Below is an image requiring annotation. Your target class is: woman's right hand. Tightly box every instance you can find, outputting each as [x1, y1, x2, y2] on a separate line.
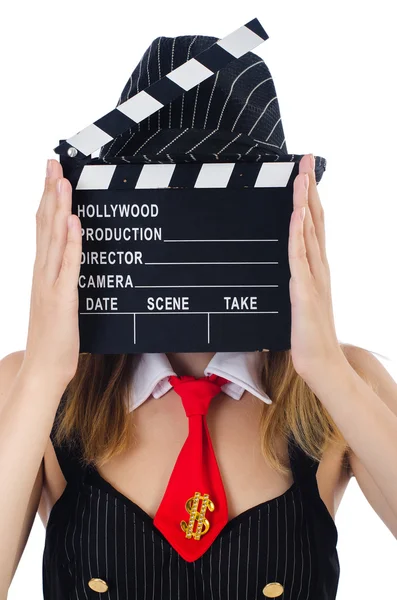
[21, 159, 82, 390]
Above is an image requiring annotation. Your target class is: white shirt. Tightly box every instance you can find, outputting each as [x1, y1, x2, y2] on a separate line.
[128, 351, 272, 412]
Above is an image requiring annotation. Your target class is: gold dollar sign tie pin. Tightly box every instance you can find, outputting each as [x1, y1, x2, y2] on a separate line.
[181, 492, 215, 540]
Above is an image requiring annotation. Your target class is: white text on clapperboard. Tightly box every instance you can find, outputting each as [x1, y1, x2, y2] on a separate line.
[77, 203, 258, 313]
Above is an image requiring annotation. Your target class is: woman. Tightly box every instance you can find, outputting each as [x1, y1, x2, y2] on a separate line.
[1, 34, 397, 600]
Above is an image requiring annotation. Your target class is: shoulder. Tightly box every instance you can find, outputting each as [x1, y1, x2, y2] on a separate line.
[0, 350, 26, 403]
[341, 342, 382, 366]
[340, 343, 397, 403]
[0, 349, 25, 374]
[0, 349, 55, 454]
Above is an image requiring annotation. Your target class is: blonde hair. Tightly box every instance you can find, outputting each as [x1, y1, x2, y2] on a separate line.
[54, 344, 380, 473]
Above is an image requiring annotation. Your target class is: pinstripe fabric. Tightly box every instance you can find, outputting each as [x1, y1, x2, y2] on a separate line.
[99, 34, 284, 161]
[43, 428, 339, 599]
[54, 21, 270, 161]
[97, 35, 327, 185]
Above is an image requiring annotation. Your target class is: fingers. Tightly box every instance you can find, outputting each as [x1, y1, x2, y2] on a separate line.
[288, 174, 312, 287]
[56, 212, 82, 291]
[294, 166, 325, 283]
[43, 176, 77, 284]
[298, 154, 328, 268]
[35, 159, 64, 270]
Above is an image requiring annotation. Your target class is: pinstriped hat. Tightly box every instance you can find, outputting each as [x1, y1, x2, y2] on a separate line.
[99, 34, 327, 184]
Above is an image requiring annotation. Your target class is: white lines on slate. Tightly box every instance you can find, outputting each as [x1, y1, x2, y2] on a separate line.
[163, 239, 279, 242]
[80, 311, 279, 315]
[134, 284, 279, 288]
[144, 261, 279, 265]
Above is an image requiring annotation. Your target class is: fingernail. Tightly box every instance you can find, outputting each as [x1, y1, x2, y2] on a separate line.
[300, 206, 306, 222]
[56, 178, 63, 194]
[309, 154, 315, 171]
[46, 159, 52, 178]
[303, 173, 309, 190]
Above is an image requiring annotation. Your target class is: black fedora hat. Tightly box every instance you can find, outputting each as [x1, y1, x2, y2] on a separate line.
[99, 34, 326, 184]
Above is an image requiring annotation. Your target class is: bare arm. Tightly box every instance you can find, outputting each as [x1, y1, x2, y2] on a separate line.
[306, 345, 397, 532]
[0, 158, 82, 597]
[0, 351, 65, 595]
[343, 345, 397, 537]
[0, 350, 48, 581]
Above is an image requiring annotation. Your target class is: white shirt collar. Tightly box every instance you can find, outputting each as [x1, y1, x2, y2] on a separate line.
[128, 351, 272, 412]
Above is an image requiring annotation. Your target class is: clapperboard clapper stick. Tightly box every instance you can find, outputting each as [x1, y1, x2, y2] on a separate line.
[53, 18, 300, 354]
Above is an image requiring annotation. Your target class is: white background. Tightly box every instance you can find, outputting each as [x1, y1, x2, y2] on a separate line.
[1, 0, 396, 598]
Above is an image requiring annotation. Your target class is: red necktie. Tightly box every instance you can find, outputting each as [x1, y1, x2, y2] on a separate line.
[153, 373, 230, 562]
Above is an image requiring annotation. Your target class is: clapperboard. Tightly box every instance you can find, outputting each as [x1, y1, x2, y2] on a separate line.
[53, 18, 300, 354]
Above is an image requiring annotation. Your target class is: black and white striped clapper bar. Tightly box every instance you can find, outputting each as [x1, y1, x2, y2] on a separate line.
[54, 18, 299, 354]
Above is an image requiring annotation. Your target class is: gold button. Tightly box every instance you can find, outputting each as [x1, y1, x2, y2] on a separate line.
[262, 582, 284, 597]
[88, 578, 109, 593]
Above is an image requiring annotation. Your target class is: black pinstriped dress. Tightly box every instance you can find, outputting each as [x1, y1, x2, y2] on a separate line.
[43, 399, 340, 600]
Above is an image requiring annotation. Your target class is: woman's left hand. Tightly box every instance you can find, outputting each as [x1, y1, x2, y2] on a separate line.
[288, 154, 347, 382]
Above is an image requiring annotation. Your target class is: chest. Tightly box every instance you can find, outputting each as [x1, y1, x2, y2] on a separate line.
[43, 389, 346, 528]
[95, 390, 294, 521]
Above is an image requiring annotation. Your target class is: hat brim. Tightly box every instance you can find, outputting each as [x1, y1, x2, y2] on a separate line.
[100, 127, 326, 184]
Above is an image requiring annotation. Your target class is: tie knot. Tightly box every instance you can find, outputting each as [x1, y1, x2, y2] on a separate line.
[169, 374, 229, 417]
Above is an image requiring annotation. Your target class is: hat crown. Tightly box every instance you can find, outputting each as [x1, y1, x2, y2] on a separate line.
[99, 34, 288, 162]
